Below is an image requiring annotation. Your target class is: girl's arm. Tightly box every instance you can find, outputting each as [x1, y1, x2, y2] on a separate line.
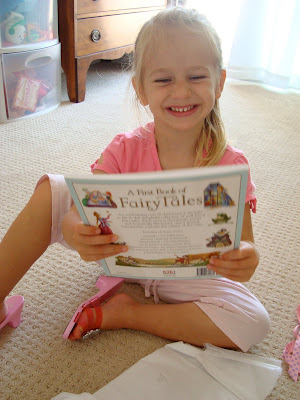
[62, 168, 127, 261]
[207, 203, 260, 282]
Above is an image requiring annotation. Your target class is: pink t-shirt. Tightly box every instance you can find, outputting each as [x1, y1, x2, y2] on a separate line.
[91, 122, 257, 212]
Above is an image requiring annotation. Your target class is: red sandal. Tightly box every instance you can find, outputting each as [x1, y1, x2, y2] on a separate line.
[63, 276, 124, 339]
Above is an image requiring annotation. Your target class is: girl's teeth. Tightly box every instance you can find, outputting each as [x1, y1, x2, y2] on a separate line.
[170, 106, 194, 112]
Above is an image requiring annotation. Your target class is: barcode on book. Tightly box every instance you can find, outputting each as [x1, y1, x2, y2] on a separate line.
[197, 267, 217, 277]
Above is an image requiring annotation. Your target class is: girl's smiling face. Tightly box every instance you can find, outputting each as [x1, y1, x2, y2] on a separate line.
[135, 27, 225, 138]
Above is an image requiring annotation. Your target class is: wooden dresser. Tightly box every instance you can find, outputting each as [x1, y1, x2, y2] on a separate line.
[58, 0, 167, 102]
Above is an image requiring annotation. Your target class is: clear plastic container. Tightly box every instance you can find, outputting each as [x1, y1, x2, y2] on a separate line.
[0, 43, 61, 121]
[0, 0, 58, 52]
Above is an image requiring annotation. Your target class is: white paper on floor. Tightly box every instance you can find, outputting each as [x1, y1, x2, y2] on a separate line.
[52, 342, 282, 400]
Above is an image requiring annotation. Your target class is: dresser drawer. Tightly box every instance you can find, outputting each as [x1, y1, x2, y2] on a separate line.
[76, 11, 158, 57]
[77, 0, 166, 15]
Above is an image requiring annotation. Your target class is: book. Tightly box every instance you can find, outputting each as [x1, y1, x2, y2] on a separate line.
[65, 164, 249, 280]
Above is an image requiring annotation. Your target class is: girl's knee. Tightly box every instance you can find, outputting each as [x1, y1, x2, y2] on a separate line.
[196, 298, 271, 351]
[238, 305, 270, 352]
[250, 306, 271, 345]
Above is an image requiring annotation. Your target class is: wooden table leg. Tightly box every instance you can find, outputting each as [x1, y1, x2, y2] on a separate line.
[76, 56, 93, 103]
[64, 46, 134, 103]
[62, 56, 91, 103]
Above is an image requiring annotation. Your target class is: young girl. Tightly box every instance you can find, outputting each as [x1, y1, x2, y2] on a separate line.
[0, 7, 270, 351]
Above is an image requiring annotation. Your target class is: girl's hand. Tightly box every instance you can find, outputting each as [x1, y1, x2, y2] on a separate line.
[62, 206, 128, 262]
[68, 222, 128, 262]
[207, 241, 259, 282]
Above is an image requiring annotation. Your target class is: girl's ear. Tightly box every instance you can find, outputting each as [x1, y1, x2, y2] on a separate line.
[215, 69, 226, 100]
[132, 77, 148, 106]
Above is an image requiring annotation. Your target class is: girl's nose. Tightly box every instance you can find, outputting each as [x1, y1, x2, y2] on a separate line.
[171, 81, 192, 98]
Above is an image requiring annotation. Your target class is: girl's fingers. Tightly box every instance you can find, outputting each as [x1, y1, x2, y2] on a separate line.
[81, 253, 122, 262]
[207, 242, 259, 282]
[220, 249, 245, 261]
[78, 243, 128, 261]
[79, 243, 128, 256]
[80, 247, 128, 262]
[72, 223, 129, 262]
[219, 247, 252, 261]
[207, 259, 254, 281]
[78, 233, 119, 246]
[75, 222, 100, 235]
[209, 256, 252, 270]
[221, 241, 259, 261]
[207, 264, 251, 281]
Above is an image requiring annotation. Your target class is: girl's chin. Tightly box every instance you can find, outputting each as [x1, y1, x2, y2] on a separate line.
[159, 122, 204, 137]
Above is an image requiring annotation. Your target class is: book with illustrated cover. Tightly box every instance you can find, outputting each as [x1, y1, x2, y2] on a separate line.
[65, 165, 248, 280]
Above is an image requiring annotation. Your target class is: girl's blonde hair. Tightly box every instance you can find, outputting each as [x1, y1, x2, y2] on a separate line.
[131, 7, 228, 167]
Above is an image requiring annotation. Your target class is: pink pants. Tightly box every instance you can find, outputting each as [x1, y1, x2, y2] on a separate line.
[37, 174, 270, 352]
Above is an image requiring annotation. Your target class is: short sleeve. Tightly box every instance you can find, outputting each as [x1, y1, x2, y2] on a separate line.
[219, 146, 257, 213]
[232, 154, 257, 213]
[90, 134, 125, 174]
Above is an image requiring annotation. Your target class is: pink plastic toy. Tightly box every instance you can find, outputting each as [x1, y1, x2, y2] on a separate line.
[63, 276, 124, 339]
[283, 304, 300, 382]
[0, 295, 24, 331]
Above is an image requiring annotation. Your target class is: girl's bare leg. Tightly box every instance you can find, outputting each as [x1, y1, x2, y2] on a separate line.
[72, 293, 238, 349]
[0, 179, 52, 321]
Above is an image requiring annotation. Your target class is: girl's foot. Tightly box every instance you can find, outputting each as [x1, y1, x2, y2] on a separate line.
[69, 293, 136, 340]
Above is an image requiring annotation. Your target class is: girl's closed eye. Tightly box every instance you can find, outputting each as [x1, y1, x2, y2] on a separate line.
[154, 78, 172, 84]
[189, 75, 207, 81]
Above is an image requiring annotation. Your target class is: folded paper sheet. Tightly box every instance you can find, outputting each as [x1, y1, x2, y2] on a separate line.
[52, 342, 282, 400]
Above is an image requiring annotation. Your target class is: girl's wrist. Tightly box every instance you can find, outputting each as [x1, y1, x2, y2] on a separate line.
[242, 240, 260, 262]
[62, 209, 81, 247]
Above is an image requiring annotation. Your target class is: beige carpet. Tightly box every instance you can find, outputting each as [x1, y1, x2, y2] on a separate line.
[0, 61, 299, 400]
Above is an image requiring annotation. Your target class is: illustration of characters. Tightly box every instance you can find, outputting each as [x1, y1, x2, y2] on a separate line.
[98, 191, 112, 206]
[123, 256, 137, 265]
[175, 255, 189, 265]
[206, 229, 232, 248]
[212, 213, 231, 224]
[175, 252, 220, 266]
[115, 252, 220, 267]
[204, 183, 235, 207]
[94, 211, 113, 235]
[82, 189, 117, 208]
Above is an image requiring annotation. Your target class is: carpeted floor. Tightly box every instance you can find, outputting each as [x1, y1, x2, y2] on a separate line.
[0, 61, 299, 399]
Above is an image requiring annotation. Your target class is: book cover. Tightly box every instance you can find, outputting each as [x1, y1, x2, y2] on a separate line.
[65, 165, 248, 279]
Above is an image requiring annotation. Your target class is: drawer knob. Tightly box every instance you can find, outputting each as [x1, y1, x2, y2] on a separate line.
[91, 29, 101, 42]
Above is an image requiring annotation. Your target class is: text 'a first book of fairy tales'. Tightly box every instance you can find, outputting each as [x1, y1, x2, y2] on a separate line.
[65, 165, 248, 280]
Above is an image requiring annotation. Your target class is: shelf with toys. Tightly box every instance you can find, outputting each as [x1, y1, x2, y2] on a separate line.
[0, 0, 61, 122]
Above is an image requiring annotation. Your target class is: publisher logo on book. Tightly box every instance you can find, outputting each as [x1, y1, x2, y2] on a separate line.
[163, 270, 176, 276]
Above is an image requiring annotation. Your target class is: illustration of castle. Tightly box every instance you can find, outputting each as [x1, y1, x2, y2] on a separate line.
[206, 229, 232, 248]
[204, 183, 235, 207]
[81, 188, 117, 208]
